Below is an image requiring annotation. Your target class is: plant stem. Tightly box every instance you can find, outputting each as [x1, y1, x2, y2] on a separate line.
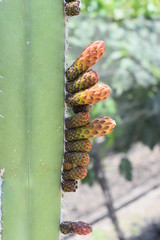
[0, 0, 65, 239]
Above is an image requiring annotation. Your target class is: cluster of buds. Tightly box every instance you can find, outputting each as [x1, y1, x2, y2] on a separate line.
[60, 40, 116, 236]
[64, 0, 81, 17]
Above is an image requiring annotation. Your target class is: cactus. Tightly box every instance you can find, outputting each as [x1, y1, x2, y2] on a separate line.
[66, 41, 105, 81]
[0, 1, 64, 239]
[66, 83, 111, 106]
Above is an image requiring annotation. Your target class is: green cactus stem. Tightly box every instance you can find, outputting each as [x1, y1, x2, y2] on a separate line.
[0, 1, 64, 239]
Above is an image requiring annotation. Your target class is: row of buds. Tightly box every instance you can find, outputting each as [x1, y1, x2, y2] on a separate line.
[64, 0, 81, 17]
[62, 116, 115, 185]
[62, 40, 116, 191]
[62, 112, 91, 192]
[61, 40, 116, 235]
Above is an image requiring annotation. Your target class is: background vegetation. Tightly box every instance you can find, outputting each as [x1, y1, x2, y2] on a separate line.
[68, 0, 160, 185]
[66, 1, 160, 239]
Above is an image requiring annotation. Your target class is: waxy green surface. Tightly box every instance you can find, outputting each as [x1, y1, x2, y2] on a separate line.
[0, 0, 64, 239]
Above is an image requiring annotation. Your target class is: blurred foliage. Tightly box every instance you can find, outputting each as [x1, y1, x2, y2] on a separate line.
[68, 17, 160, 152]
[81, 0, 160, 20]
[82, 158, 96, 186]
[119, 157, 133, 181]
[129, 220, 160, 240]
[68, 6, 160, 185]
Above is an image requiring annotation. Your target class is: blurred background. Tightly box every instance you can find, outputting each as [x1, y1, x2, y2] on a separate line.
[62, 1, 160, 239]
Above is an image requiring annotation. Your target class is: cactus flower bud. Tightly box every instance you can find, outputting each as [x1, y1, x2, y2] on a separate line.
[66, 41, 105, 81]
[63, 161, 73, 170]
[65, 112, 90, 129]
[65, 139, 92, 152]
[64, 152, 90, 167]
[66, 70, 98, 94]
[62, 166, 87, 180]
[65, 116, 116, 141]
[60, 221, 92, 235]
[66, 83, 110, 107]
[62, 180, 78, 192]
[65, 1, 80, 17]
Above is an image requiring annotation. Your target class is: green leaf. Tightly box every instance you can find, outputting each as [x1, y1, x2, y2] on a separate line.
[119, 157, 133, 181]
